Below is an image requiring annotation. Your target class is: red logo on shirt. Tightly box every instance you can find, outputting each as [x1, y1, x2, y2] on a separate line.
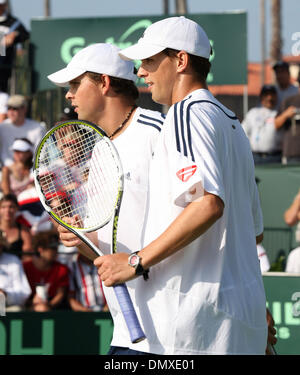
[176, 165, 197, 182]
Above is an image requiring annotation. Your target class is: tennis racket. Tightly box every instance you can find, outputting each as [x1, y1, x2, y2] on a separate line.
[33, 119, 146, 344]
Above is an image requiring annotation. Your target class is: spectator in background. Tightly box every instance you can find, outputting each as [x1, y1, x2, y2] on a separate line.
[0, 234, 31, 311]
[0, 95, 46, 166]
[0, 90, 8, 122]
[0, 0, 29, 93]
[274, 70, 300, 165]
[284, 188, 300, 273]
[17, 186, 53, 236]
[273, 61, 298, 109]
[68, 253, 108, 312]
[0, 193, 32, 259]
[1, 138, 34, 196]
[23, 231, 69, 312]
[242, 85, 282, 164]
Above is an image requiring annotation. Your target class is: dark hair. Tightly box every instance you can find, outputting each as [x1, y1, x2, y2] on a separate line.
[259, 84, 277, 98]
[273, 61, 289, 71]
[162, 48, 211, 83]
[32, 231, 59, 252]
[85, 72, 139, 101]
[0, 193, 19, 208]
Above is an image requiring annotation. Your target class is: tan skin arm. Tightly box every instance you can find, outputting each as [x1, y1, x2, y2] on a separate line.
[284, 189, 300, 226]
[274, 106, 296, 129]
[20, 226, 33, 261]
[48, 286, 67, 309]
[1, 166, 11, 195]
[94, 191, 224, 286]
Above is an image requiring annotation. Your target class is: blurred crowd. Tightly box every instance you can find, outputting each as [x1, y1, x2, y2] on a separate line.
[0, 0, 300, 314]
[0, 92, 109, 313]
[242, 61, 300, 166]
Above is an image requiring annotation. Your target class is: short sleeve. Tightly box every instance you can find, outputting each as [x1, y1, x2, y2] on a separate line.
[165, 103, 225, 207]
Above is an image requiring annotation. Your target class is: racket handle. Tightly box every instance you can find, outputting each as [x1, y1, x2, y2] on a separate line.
[113, 283, 146, 343]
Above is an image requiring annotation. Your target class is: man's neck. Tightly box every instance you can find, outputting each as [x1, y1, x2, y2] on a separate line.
[96, 100, 136, 138]
[171, 80, 207, 105]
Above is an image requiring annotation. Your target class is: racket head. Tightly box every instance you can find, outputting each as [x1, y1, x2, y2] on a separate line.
[33, 119, 123, 233]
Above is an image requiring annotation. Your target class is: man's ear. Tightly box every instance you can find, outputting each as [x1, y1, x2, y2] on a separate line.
[99, 74, 111, 95]
[176, 50, 189, 73]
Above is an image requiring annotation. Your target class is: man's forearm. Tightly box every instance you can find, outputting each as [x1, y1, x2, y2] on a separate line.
[139, 192, 224, 269]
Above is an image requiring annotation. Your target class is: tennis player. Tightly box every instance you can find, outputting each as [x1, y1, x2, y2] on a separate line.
[94, 17, 269, 354]
[48, 43, 165, 354]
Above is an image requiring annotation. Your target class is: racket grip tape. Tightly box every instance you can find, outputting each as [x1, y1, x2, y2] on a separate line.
[113, 283, 146, 343]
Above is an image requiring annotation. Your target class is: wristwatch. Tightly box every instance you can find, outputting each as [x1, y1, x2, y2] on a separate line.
[128, 251, 149, 281]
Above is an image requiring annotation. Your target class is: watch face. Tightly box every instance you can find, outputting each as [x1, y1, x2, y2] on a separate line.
[129, 254, 139, 267]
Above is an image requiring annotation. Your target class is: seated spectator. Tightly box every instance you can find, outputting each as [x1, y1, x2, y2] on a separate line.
[68, 253, 108, 312]
[0, 91, 9, 123]
[0, 235, 31, 311]
[0, 193, 32, 259]
[242, 85, 282, 164]
[1, 138, 34, 196]
[284, 188, 300, 273]
[0, 95, 46, 167]
[23, 231, 69, 311]
[285, 247, 300, 273]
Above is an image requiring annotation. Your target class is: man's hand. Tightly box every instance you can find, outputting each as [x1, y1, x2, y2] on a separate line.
[94, 253, 136, 287]
[51, 216, 82, 248]
[265, 308, 277, 355]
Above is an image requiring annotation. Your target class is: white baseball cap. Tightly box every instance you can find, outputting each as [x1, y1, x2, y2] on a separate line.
[48, 43, 137, 87]
[119, 16, 211, 61]
[0, 1, 7, 4]
[11, 138, 33, 153]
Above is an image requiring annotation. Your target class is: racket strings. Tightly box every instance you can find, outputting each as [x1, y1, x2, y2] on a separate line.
[37, 123, 121, 230]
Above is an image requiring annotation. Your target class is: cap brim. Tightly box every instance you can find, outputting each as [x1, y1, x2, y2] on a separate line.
[47, 67, 85, 87]
[119, 43, 166, 61]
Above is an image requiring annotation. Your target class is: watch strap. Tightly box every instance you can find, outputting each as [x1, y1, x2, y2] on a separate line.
[131, 251, 149, 281]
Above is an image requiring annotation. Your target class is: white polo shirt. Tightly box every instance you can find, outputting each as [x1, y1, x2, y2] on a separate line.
[242, 106, 282, 153]
[137, 89, 267, 354]
[95, 107, 166, 347]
